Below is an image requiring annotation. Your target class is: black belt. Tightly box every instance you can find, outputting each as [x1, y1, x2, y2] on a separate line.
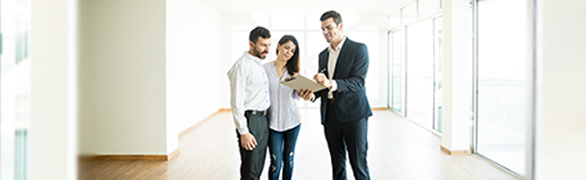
[328, 98, 334, 104]
[246, 110, 267, 116]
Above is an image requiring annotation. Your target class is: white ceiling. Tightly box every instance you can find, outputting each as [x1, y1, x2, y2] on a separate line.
[198, 0, 412, 14]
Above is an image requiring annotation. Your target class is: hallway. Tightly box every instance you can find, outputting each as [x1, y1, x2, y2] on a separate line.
[79, 109, 518, 179]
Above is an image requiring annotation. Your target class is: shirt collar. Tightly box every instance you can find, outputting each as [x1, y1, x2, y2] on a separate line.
[328, 36, 346, 52]
[245, 51, 263, 65]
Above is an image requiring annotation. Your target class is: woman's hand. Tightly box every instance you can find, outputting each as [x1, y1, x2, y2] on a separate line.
[297, 89, 314, 101]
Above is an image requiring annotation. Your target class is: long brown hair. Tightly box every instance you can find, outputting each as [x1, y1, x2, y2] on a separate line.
[276, 35, 300, 76]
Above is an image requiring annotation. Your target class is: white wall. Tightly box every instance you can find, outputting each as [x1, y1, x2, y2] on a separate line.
[30, 0, 77, 179]
[219, 13, 255, 109]
[78, 0, 168, 155]
[535, 0, 586, 179]
[166, 0, 222, 153]
[440, 0, 473, 152]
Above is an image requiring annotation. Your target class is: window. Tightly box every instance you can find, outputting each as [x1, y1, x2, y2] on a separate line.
[475, 0, 529, 176]
[271, 13, 305, 30]
[402, 2, 418, 23]
[390, 29, 405, 115]
[388, 0, 442, 128]
[1, 0, 31, 179]
[419, 0, 441, 18]
[348, 27, 378, 99]
[405, 19, 434, 129]
[388, 11, 401, 29]
[433, 17, 443, 132]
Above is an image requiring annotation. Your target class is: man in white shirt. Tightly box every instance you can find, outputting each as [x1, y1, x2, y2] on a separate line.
[227, 26, 272, 180]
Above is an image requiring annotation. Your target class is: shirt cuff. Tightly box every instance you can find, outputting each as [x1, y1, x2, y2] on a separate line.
[330, 80, 338, 92]
[237, 126, 250, 135]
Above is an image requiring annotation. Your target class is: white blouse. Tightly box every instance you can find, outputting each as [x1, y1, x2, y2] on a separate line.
[263, 61, 302, 132]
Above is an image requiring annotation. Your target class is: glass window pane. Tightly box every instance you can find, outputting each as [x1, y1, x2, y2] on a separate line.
[419, 0, 441, 17]
[306, 13, 322, 31]
[252, 13, 270, 27]
[402, 2, 418, 23]
[477, 0, 528, 176]
[388, 32, 393, 109]
[305, 31, 328, 61]
[391, 29, 405, 115]
[348, 27, 378, 99]
[433, 17, 443, 132]
[341, 12, 360, 29]
[270, 13, 304, 30]
[406, 19, 434, 130]
[388, 11, 401, 29]
[1, 1, 31, 179]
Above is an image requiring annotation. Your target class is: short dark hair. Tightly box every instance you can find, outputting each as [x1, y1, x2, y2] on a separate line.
[276, 35, 300, 76]
[320, 10, 343, 25]
[249, 26, 271, 43]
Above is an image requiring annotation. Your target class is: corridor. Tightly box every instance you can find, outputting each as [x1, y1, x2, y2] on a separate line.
[79, 109, 517, 180]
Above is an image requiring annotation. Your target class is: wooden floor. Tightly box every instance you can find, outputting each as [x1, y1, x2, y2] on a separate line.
[79, 109, 519, 180]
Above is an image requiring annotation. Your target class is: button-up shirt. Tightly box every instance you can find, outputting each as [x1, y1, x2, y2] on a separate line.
[227, 52, 271, 135]
[327, 37, 345, 99]
[263, 61, 302, 132]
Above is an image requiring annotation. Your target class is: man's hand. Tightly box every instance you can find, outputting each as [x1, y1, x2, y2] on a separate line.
[297, 89, 314, 101]
[313, 73, 332, 89]
[240, 133, 257, 151]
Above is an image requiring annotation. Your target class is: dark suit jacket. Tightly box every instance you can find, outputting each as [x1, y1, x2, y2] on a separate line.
[315, 37, 372, 124]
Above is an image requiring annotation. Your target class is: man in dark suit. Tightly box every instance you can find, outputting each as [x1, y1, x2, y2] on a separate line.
[300, 10, 372, 180]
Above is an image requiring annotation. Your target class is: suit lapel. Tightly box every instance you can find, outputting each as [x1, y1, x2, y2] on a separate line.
[320, 51, 329, 78]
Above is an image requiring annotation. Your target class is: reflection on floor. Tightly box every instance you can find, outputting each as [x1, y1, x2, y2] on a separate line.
[79, 108, 518, 180]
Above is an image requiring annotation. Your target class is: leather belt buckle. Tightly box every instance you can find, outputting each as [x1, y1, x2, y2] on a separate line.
[251, 110, 266, 116]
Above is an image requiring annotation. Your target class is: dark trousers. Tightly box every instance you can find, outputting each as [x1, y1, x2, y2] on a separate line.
[324, 104, 370, 180]
[237, 111, 269, 180]
[268, 125, 301, 180]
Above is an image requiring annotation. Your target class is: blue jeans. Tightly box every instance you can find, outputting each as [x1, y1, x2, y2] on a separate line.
[268, 124, 301, 180]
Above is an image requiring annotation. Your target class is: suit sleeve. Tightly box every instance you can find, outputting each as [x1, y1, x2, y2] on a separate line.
[335, 44, 369, 92]
[312, 51, 328, 102]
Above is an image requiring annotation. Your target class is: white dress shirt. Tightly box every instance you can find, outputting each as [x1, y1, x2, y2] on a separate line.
[263, 61, 302, 132]
[227, 52, 271, 135]
[326, 37, 345, 99]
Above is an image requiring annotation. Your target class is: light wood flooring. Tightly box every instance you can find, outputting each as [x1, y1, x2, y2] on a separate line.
[79, 109, 519, 180]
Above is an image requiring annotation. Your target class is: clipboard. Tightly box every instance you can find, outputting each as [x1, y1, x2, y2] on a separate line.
[280, 75, 327, 92]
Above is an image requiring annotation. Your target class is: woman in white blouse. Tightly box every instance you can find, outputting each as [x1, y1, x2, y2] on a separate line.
[263, 35, 311, 180]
